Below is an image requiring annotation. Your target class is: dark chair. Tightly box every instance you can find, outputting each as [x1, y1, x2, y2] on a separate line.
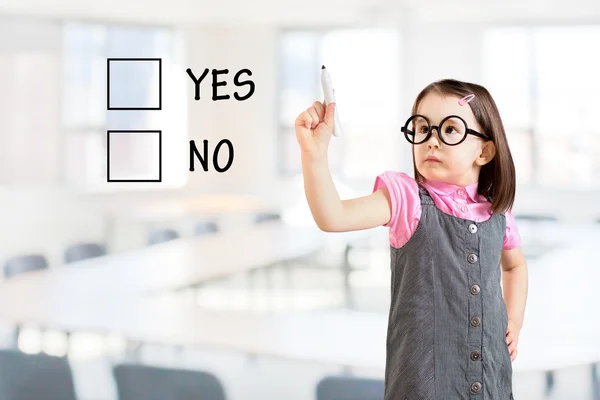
[113, 363, 226, 400]
[254, 212, 281, 224]
[3, 254, 48, 279]
[64, 242, 107, 264]
[514, 214, 557, 222]
[194, 221, 218, 237]
[0, 350, 77, 400]
[147, 229, 179, 246]
[316, 375, 384, 400]
[2, 254, 50, 348]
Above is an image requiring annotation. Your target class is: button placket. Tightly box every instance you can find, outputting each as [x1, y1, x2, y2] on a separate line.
[465, 219, 483, 393]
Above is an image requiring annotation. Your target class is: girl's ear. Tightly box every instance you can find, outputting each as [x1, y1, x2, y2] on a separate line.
[476, 141, 496, 166]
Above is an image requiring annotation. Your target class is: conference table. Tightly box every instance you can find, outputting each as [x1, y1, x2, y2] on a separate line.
[4, 222, 339, 297]
[1, 222, 599, 374]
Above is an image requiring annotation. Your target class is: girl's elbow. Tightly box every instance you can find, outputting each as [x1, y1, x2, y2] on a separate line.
[316, 220, 336, 232]
[315, 217, 343, 232]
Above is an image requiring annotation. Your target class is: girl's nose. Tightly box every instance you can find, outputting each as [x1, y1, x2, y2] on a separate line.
[427, 128, 442, 148]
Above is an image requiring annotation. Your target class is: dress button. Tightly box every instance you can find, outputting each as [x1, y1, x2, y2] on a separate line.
[468, 223, 478, 234]
[470, 284, 481, 295]
[458, 189, 465, 196]
[471, 350, 481, 361]
[471, 382, 482, 392]
[471, 316, 481, 327]
[467, 254, 478, 264]
[461, 205, 468, 213]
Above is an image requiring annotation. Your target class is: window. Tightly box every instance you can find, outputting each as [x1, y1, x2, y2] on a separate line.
[0, 18, 62, 184]
[483, 26, 600, 190]
[277, 28, 402, 183]
[62, 22, 187, 191]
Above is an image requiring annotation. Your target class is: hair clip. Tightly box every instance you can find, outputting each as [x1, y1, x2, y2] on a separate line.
[458, 94, 475, 106]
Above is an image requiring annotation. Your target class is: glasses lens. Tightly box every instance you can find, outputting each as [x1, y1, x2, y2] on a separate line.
[405, 116, 429, 144]
[440, 117, 467, 145]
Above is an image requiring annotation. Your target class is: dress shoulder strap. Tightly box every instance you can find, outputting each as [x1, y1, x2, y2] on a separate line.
[417, 183, 434, 205]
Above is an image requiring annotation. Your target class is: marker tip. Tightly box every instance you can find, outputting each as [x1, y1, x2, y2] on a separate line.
[321, 65, 325, 69]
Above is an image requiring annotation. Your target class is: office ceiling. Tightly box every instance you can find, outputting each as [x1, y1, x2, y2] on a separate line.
[1, 0, 600, 25]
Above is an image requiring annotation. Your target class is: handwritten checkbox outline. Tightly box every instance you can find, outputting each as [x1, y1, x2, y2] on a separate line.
[106, 58, 162, 110]
[106, 130, 162, 182]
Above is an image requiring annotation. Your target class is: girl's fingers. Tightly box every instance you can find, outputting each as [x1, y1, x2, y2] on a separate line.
[296, 110, 312, 130]
[506, 331, 517, 345]
[307, 107, 320, 129]
[313, 101, 325, 120]
[507, 339, 518, 361]
[506, 332, 518, 347]
[308, 107, 319, 129]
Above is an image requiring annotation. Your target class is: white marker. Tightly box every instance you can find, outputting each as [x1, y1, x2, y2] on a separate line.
[320, 65, 342, 137]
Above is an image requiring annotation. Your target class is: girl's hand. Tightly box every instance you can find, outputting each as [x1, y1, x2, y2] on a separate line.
[295, 101, 336, 158]
[506, 319, 520, 362]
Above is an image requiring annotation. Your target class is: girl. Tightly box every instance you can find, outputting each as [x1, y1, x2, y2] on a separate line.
[295, 79, 528, 400]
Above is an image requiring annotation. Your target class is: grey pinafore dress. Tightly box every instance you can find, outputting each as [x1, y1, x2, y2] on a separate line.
[384, 184, 514, 400]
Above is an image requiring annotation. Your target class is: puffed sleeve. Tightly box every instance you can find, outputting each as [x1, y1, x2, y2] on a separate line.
[503, 209, 522, 250]
[372, 171, 421, 248]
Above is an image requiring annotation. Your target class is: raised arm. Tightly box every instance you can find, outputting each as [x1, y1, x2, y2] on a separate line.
[296, 101, 392, 232]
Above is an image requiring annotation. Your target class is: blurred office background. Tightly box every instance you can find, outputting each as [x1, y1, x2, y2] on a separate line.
[0, 0, 599, 399]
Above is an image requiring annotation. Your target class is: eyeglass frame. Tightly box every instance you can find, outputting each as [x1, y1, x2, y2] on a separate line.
[401, 114, 491, 146]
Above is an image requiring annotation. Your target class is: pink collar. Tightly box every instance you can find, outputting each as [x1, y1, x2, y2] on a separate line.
[422, 178, 480, 202]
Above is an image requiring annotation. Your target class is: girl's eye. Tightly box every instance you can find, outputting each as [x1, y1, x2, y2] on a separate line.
[445, 126, 457, 134]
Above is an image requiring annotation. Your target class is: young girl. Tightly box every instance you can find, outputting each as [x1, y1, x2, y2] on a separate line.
[295, 79, 528, 400]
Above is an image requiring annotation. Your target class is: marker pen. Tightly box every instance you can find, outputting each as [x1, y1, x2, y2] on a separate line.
[320, 65, 342, 137]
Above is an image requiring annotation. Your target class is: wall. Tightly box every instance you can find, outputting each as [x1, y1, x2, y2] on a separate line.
[0, 17, 598, 271]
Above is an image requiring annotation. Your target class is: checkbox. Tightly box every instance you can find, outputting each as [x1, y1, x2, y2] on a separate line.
[107, 130, 161, 182]
[107, 58, 162, 110]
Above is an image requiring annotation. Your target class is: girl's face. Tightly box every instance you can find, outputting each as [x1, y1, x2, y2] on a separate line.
[413, 93, 495, 187]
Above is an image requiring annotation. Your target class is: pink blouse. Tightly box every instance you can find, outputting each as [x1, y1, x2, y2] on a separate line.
[372, 171, 521, 250]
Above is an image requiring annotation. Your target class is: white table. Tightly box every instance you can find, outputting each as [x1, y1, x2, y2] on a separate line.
[4, 223, 329, 296]
[0, 223, 599, 373]
[2, 288, 598, 373]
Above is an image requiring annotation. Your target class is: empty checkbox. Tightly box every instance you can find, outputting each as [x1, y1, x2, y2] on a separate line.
[107, 58, 161, 110]
[107, 130, 161, 182]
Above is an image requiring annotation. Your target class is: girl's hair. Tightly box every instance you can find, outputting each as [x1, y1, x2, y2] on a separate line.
[410, 78, 516, 214]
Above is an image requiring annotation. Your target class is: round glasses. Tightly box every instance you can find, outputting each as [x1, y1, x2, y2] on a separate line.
[401, 114, 490, 146]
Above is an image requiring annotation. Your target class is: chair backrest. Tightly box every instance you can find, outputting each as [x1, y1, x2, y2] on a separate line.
[113, 363, 226, 400]
[3, 254, 48, 279]
[147, 229, 179, 246]
[194, 221, 218, 237]
[316, 376, 384, 400]
[514, 214, 557, 222]
[254, 212, 281, 224]
[64, 242, 107, 264]
[0, 350, 77, 400]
